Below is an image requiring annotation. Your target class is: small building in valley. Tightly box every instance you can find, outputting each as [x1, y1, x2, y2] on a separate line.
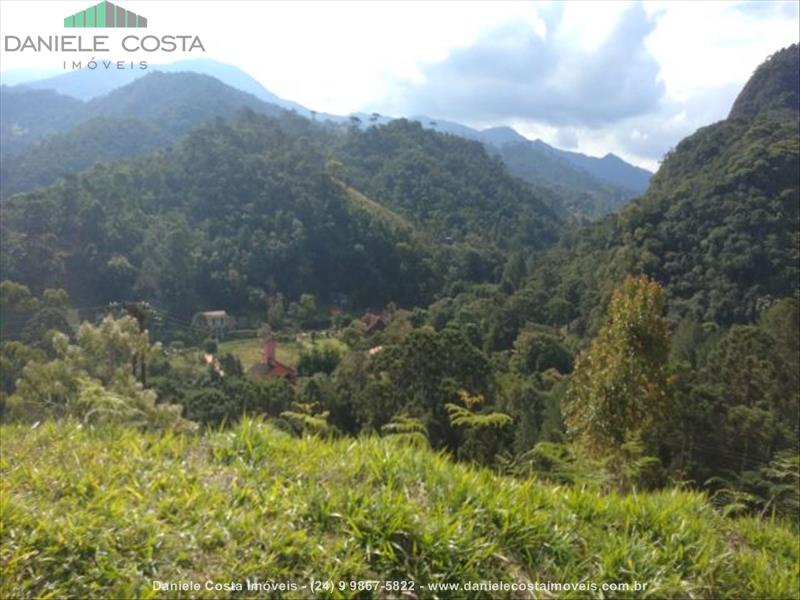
[248, 338, 297, 383]
[197, 310, 235, 337]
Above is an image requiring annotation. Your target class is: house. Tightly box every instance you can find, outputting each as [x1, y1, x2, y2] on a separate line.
[247, 338, 297, 383]
[197, 310, 234, 337]
[361, 311, 389, 336]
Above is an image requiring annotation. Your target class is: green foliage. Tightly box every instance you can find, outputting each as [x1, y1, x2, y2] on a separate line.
[0, 341, 44, 394]
[564, 276, 671, 457]
[380, 413, 429, 446]
[491, 140, 636, 218]
[510, 325, 572, 375]
[0, 112, 438, 313]
[0, 87, 83, 155]
[445, 390, 512, 430]
[472, 46, 800, 339]
[728, 44, 799, 121]
[1, 419, 798, 599]
[297, 343, 343, 376]
[335, 118, 562, 272]
[280, 401, 330, 436]
[4, 315, 189, 431]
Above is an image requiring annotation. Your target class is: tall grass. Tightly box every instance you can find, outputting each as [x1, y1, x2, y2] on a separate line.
[1, 418, 797, 598]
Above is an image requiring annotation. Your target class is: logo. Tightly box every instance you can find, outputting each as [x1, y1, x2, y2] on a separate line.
[65, 1, 147, 29]
[3, 1, 205, 71]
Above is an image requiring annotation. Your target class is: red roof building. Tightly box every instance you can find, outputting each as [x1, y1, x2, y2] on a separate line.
[247, 338, 297, 383]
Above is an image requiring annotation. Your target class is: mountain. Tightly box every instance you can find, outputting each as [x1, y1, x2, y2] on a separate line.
[1, 71, 285, 153]
[0, 72, 291, 196]
[0, 87, 83, 156]
[334, 119, 562, 253]
[86, 71, 284, 131]
[0, 107, 564, 313]
[408, 116, 651, 217]
[557, 149, 652, 193]
[0, 112, 433, 311]
[488, 140, 638, 218]
[500, 44, 799, 331]
[729, 44, 800, 120]
[8, 60, 651, 216]
[0, 118, 172, 197]
[0, 68, 62, 86]
[13, 58, 323, 118]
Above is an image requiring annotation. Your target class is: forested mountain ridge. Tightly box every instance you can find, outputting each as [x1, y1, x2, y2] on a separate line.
[0, 87, 83, 156]
[0, 113, 437, 312]
[334, 119, 562, 252]
[482, 43, 800, 336]
[419, 118, 651, 217]
[1, 43, 799, 593]
[0, 111, 564, 315]
[616, 43, 799, 324]
[0, 72, 290, 197]
[729, 43, 800, 121]
[4, 61, 651, 217]
[489, 140, 637, 218]
[0, 117, 173, 197]
[0, 71, 284, 156]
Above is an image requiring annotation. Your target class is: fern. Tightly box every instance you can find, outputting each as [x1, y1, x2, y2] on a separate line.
[280, 402, 329, 435]
[381, 413, 428, 446]
[445, 390, 512, 430]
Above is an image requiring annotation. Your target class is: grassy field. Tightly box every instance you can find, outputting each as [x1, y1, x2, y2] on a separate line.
[1, 419, 798, 599]
[218, 336, 347, 371]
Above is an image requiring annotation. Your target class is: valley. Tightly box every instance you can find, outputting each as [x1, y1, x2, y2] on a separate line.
[0, 16, 797, 598]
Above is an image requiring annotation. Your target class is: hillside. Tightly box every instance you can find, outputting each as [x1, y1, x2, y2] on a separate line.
[612, 43, 799, 324]
[420, 118, 651, 216]
[490, 44, 800, 332]
[490, 140, 636, 218]
[0, 87, 83, 156]
[2, 419, 797, 599]
[0, 117, 172, 197]
[729, 44, 800, 121]
[1, 110, 567, 314]
[6, 63, 651, 216]
[334, 119, 562, 251]
[0, 71, 287, 184]
[0, 112, 437, 313]
[14, 58, 314, 115]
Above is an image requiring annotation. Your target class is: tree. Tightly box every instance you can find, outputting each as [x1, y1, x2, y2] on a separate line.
[297, 344, 343, 376]
[348, 115, 362, 131]
[267, 293, 285, 329]
[0, 341, 45, 394]
[563, 276, 672, 459]
[41, 288, 69, 309]
[511, 326, 572, 375]
[6, 316, 188, 430]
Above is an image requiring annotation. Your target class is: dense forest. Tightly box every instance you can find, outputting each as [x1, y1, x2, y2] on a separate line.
[0, 111, 564, 314]
[1, 43, 798, 598]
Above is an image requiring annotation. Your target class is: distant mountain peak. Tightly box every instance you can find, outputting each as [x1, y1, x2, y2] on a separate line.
[478, 126, 527, 146]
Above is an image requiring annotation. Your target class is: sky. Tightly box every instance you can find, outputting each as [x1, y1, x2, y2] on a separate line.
[1, 0, 798, 170]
